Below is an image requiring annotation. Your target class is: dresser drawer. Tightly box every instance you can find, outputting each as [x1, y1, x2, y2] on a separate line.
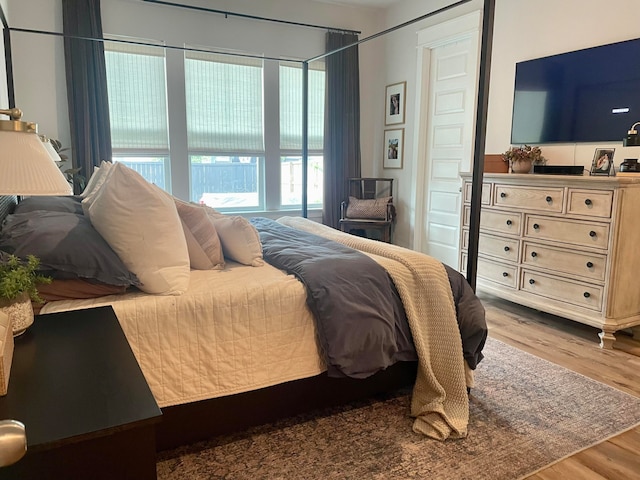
[567, 189, 613, 218]
[521, 269, 603, 312]
[494, 185, 564, 213]
[462, 206, 522, 236]
[459, 251, 467, 275]
[478, 233, 519, 263]
[524, 215, 610, 249]
[463, 181, 491, 205]
[522, 242, 607, 282]
[477, 258, 517, 288]
[480, 209, 521, 235]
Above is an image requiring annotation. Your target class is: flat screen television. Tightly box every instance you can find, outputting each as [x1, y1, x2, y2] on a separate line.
[511, 37, 640, 144]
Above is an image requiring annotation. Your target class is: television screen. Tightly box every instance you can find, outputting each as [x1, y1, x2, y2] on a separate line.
[511, 37, 640, 144]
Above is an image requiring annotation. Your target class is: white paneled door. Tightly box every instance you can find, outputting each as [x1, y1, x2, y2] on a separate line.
[413, 12, 480, 270]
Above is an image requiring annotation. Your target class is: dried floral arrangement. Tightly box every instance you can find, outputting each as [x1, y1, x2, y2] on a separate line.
[502, 145, 547, 165]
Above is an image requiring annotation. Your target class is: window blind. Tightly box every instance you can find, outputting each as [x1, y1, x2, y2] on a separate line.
[279, 61, 325, 151]
[104, 42, 169, 150]
[185, 51, 264, 153]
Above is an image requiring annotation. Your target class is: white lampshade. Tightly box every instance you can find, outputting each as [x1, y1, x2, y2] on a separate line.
[0, 109, 73, 196]
[41, 136, 63, 163]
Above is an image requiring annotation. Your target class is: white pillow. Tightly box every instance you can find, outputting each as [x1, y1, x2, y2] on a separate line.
[85, 162, 190, 295]
[205, 211, 264, 267]
[80, 160, 112, 200]
[80, 166, 100, 199]
[173, 199, 225, 270]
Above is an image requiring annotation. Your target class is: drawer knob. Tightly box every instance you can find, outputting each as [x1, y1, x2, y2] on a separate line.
[533, 223, 540, 230]
[586, 261, 594, 268]
[529, 278, 535, 285]
[585, 199, 592, 206]
[583, 292, 591, 298]
[502, 272, 509, 277]
[500, 192, 507, 198]
[545, 195, 552, 202]
[506, 219, 513, 226]
[589, 230, 596, 237]
[504, 246, 510, 252]
[531, 251, 537, 258]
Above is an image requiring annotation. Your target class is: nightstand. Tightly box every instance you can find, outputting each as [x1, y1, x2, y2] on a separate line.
[0, 306, 161, 479]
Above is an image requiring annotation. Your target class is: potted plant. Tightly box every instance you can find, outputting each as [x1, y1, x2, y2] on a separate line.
[502, 145, 547, 173]
[0, 253, 51, 336]
[49, 138, 86, 194]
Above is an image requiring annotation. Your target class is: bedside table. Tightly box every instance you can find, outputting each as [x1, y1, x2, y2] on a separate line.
[0, 306, 161, 479]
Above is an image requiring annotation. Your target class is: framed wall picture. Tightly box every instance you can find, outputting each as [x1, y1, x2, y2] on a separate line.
[383, 128, 404, 169]
[590, 148, 615, 176]
[385, 81, 406, 125]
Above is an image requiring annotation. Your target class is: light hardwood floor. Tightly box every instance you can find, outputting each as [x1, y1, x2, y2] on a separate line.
[480, 292, 640, 480]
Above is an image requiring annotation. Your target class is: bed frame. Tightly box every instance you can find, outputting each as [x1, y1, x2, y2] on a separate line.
[158, 361, 417, 450]
[0, 194, 418, 451]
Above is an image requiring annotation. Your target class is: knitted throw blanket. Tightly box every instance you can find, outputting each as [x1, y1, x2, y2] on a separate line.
[277, 217, 469, 440]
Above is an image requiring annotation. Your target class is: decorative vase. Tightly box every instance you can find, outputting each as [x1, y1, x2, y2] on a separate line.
[0, 292, 34, 337]
[511, 158, 533, 174]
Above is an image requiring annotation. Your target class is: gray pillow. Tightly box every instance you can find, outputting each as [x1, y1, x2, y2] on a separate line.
[0, 211, 140, 287]
[13, 196, 83, 215]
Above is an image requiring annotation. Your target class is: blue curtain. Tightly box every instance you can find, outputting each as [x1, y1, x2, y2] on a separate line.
[62, 0, 112, 193]
[322, 32, 361, 228]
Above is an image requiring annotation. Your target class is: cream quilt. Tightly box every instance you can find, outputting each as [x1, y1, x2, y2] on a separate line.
[277, 216, 469, 440]
[41, 262, 325, 408]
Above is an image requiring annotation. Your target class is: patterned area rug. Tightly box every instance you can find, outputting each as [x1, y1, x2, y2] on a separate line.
[157, 338, 640, 479]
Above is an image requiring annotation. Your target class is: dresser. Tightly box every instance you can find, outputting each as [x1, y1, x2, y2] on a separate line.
[460, 173, 640, 348]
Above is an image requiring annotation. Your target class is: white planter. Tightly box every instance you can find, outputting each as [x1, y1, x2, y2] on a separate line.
[0, 293, 34, 337]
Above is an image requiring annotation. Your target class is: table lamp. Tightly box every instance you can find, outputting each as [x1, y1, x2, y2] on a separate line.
[0, 108, 72, 196]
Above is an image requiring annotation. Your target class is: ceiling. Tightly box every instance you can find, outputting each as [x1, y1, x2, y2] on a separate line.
[313, 0, 400, 8]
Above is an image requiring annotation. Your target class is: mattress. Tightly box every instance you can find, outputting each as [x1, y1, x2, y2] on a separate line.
[40, 261, 326, 408]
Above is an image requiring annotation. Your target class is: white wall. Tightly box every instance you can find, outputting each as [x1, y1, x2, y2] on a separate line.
[9, 0, 639, 244]
[369, 0, 482, 247]
[9, 1, 67, 147]
[382, 0, 640, 248]
[486, 0, 640, 167]
[7, 0, 384, 202]
[0, 0, 9, 109]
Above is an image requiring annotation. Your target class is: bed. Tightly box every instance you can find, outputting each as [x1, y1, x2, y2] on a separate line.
[0, 162, 486, 449]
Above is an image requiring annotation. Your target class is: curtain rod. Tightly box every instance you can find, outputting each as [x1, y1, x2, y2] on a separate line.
[142, 0, 361, 35]
[305, 0, 472, 63]
[8, 27, 306, 64]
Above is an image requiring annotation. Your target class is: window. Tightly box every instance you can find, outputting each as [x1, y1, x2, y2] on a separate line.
[279, 62, 325, 207]
[104, 39, 325, 212]
[185, 51, 264, 210]
[104, 42, 170, 189]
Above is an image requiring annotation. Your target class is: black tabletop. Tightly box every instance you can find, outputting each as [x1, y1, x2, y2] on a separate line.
[0, 306, 161, 451]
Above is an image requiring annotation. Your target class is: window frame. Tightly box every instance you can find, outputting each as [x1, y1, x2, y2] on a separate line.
[105, 41, 325, 214]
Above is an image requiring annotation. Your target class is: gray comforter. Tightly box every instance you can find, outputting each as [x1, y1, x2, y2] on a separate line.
[250, 217, 486, 379]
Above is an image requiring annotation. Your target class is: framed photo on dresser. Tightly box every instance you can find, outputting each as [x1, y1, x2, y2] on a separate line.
[590, 148, 615, 176]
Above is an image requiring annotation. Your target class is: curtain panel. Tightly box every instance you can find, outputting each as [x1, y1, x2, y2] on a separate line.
[63, 0, 112, 193]
[322, 32, 361, 228]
